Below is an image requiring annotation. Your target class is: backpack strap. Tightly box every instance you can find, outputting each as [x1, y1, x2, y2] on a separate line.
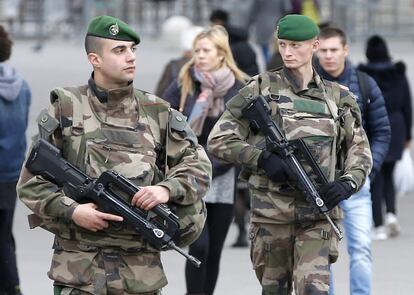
[322, 81, 342, 181]
[356, 70, 371, 116]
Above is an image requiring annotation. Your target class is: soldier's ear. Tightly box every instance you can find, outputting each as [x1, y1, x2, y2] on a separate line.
[312, 39, 320, 52]
[88, 52, 102, 68]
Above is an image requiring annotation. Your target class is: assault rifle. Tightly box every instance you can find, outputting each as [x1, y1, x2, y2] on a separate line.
[25, 138, 201, 267]
[242, 95, 343, 240]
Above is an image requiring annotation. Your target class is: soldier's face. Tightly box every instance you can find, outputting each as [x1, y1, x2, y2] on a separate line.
[317, 36, 348, 78]
[89, 39, 137, 88]
[278, 39, 318, 70]
[194, 37, 223, 72]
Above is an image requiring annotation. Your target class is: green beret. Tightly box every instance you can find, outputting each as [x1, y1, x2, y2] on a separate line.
[276, 14, 319, 41]
[87, 15, 140, 44]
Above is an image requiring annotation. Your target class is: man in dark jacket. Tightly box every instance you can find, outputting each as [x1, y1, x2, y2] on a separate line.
[316, 26, 391, 295]
[0, 25, 31, 295]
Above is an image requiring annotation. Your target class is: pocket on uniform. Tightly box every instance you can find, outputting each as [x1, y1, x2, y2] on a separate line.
[279, 108, 336, 180]
[249, 223, 265, 270]
[48, 249, 97, 286]
[85, 139, 156, 186]
[329, 229, 339, 264]
[119, 252, 167, 293]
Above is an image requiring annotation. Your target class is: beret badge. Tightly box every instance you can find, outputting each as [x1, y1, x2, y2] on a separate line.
[109, 23, 119, 36]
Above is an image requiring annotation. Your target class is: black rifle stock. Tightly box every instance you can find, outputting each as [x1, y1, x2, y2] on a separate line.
[25, 138, 201, 267]
[242, 95, 343, 240]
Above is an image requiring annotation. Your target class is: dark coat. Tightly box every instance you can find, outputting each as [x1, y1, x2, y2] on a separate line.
[162, 74, 244, 177]
[0, 63, 31, 209]
[316, 59, 391, 178]
[154, 55, 190, 97]
[225, 25, 259, 77]
[0, 67, 31, 183]
[358, 61, 412, 162]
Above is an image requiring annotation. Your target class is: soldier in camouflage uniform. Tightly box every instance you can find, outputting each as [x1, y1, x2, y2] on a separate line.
[17, 16, 212, 295]
[207, 15, 372, 294]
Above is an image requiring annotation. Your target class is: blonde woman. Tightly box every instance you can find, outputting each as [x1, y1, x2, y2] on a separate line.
[162, 25, 248, 295]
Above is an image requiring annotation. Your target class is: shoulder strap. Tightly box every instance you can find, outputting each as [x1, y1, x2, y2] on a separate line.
[357, 70, 371, 116]
[134, 88, 170, 175]
[50, 86, 86, 167]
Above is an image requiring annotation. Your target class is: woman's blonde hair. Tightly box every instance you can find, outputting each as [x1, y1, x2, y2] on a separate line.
[177, 25, 249, 111]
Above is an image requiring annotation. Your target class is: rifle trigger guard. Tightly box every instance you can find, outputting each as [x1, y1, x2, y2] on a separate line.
[268, 93, 280, 101]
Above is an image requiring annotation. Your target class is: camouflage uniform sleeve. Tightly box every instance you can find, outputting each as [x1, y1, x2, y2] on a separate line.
[17, 101, 79, 221]
[337, 89, 373, 189]
[207, 79, 263, 169]
[157, 109, 212, 205]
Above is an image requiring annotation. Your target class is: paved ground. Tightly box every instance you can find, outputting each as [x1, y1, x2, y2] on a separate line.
[10, 36, 414, 294]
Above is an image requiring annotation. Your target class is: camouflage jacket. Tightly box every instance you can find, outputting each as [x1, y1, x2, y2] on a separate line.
[17, 81, 212, 293]
[207, 68, 372, 224]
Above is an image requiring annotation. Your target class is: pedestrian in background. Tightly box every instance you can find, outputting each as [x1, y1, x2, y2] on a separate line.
[0, 25, 31, 295]
[210, 9, 259, 76]
[247, 0, 291, 64]
[209, 8, 258, 248]
[208, 15, 372, 294]
[17, 15, 211, 294]
[316, 26, 390, 295]
[291, 0, 321, 24]
[163, 25, 248, 295]
[266, 38, 284, 70]
[358, 35, 413, 240]
[155, 25, 204, 97]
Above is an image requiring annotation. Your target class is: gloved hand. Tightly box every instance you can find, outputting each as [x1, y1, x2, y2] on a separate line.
[319, 180, 356, 210]
[257, 151, 291, 183]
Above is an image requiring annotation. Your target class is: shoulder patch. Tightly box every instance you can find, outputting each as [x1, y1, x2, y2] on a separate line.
[169, 109, 187, 131]
[168, 108, 198, 146]
[36, 109, 59, 139]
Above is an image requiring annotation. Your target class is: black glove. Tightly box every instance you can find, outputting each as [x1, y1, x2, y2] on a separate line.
[258, 151, 291, 183]
[319, 180, 356, 210]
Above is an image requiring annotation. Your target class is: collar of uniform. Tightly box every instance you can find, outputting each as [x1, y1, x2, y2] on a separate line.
[282, 66, 320, 93]
[307, 70, 329, 100]
[88, 74, 134, 104]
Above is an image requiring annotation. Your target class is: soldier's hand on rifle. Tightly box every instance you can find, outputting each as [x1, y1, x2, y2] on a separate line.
[72, 203, 123, 231]
[319, 180, 356, 210]
[131, 185, 170, 211]
[257, 150, 292, 183]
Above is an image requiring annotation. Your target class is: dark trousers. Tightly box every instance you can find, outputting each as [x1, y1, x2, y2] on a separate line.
[0, 182, 20, 294]
[371, 162, 396, 227]
[185, 203, 234, 295]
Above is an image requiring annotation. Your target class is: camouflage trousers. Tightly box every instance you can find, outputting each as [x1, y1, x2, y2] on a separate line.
[249, 221, 339, 295]
[53, 285, 161, 295]
[48, 241, 167, 295]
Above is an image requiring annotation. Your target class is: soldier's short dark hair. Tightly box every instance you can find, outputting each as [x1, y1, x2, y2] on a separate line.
[318, 26, 347, 46]
[0, 25, 12, 62]
[85, 35, 104, 55]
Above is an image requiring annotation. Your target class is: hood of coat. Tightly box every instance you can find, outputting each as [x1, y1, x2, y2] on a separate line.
[0, 62, 24, 101]
[357, 61, 406, 92]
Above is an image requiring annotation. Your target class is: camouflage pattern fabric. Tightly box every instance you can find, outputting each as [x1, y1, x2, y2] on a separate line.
[54, 285, 161, 295]
[250, 221, 338, 295]
[17, 82, 212, 294]
[207, 68, 372, 224]
[207, 68, 372, 293]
